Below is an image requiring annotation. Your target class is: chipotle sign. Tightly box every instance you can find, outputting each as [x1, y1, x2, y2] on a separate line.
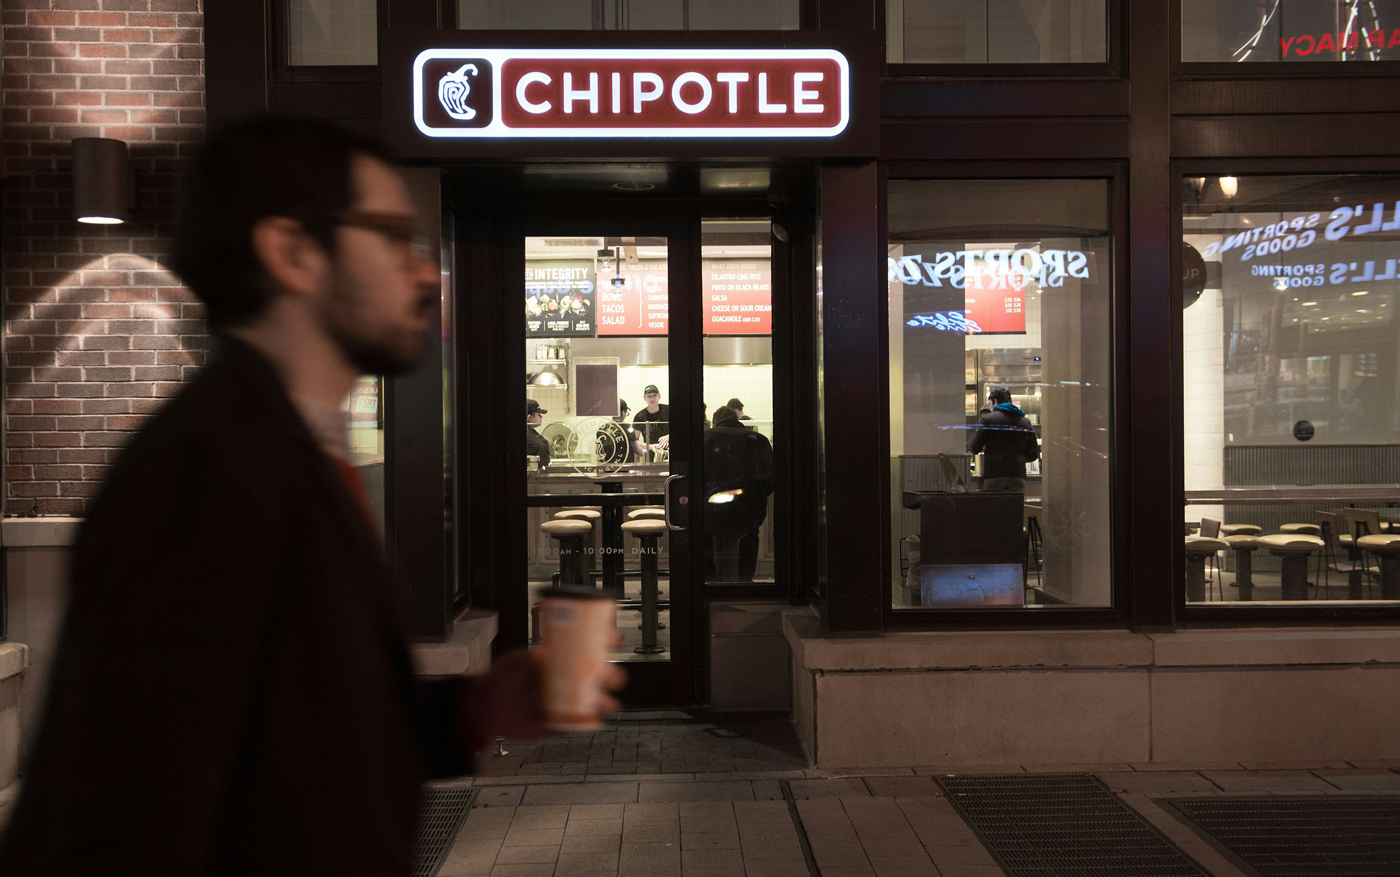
[413, 48, 848, 139]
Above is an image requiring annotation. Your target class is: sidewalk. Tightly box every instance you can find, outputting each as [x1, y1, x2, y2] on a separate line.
[439, 712, 1400, 877]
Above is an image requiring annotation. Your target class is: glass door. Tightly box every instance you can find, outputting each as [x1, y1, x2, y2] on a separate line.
[514, 216, 698, 706]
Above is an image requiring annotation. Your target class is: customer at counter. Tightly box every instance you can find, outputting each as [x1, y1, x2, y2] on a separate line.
[526, 398, 550, 470]
[703, 406, 774, 581]
[968, 387, 1039, 492]
[726, 397, 753, 424]
[633, 384, 670, 461]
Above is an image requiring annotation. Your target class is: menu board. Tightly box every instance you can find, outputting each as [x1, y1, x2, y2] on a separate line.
[703, 260, 772, 335]
[597, 260, 668, 336]
[963, 267, 1026, 335]
[526, 261, 596, 337]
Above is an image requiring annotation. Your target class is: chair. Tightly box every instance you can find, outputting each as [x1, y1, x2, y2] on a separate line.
[1184, 536, 1229, 602]
[1258, 534, 1324, 600]
[621, 518, 667, 655]
[1324, 510, 1380, 599]
[1198, 517, 1224, 597]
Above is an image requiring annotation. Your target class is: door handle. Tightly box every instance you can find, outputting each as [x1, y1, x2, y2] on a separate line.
[663, 474, 684, 531]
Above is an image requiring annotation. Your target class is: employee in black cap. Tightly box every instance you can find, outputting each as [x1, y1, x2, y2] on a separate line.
[526, 398, 550, 470]
[632, 384, 670, 461]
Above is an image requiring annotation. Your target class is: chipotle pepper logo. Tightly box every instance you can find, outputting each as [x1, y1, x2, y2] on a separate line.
[419, 58, 492, 129]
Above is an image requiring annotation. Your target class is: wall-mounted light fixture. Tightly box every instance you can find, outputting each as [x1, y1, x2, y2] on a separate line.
[72, 137, 130, 225]
[1218, 176, 1239, 199]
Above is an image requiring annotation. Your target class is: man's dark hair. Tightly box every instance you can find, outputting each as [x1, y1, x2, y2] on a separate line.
[989, 387, 1012, 405]
[712, 406, 739, 427]
[173, 115, 394, 331]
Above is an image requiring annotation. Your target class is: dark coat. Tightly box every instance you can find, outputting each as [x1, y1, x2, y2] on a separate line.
[0, 337, 474, 877]
[968, 403, 1040, 479]
[702, 423, 774, 534]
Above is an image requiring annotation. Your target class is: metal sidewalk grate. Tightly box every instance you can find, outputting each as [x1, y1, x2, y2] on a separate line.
[413, 786, 476, 877]
[936, 773, 1210, 877]
[1166, 795, 1400, 877]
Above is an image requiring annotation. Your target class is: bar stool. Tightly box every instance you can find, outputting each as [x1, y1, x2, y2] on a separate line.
[540, 519, 592, 588]
[621, 518, 667, 655]
[1357, 534, 1400, 600]
[1258, 534, 1324, 600]
[1185, 536, 1228, 602]
[555, 508, 602, 571]
[1279, 523, 1320, 536]
[1223, 534, 1260, 600]
[627, 507, 666, 520]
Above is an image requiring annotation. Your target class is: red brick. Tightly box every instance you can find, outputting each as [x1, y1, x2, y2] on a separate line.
[11, 449, 59, 464]
[32, 398, 82, 415]
[52, 26, 104, 41]
[4, 57, 52, 73]
[77, 74, 126, 89]
[126, 12, 174, 27]
[10, 481, 59, 497]
[34, 464, 83, 480]
[79, 108, 128, 124]
[58, 480, 101, 496]
[29, 11, 79, 26]
[77, 12, 127, 26]
[33, 431, 81, 447]
[126, 43, 174, 59]
[58, 446, 105, 461]
[98, 0, 150, 11]
[28, 42, 80, 58]
[78, 43, 125, 58]
[5, 90, 55, 106]
[31, 107, 79, 123]
[51, 91, 102, 106]
[4, 26, 55, 41]
[103, 59, 149, 74]
[80, 464, 110, 479]
[8, 416, 56, 431]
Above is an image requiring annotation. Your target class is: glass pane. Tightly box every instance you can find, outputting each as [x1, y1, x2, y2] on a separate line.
[346, 375, 385, 533]
[1183, 0, 1400, 62]
[888, 0, 1108, 63]
[1182, 174, 1400, 604]
[702, 219, 776, 585]
[525, 235, 673, 661]
[458, 0, 799, 29]
[888, 179, 1113, 609]
[286, 0, 377, 66]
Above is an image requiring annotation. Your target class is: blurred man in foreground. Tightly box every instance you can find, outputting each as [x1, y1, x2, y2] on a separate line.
[0, 116, 618, 876]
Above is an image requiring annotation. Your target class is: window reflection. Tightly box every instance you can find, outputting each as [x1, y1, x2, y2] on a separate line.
[888, 179, 1113, 609]
[1183, 174, 1400, 604]
[1182, 0, 1400, 62]
[286, 0, 376, 66]
[888, 0, 1108, 63]
[457, 0, 799, 30]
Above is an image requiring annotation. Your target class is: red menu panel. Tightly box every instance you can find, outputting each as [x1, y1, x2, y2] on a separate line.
[596, 260, 668, 336]
[703, 260, 772, 335]
[963, 266, 1026, 335]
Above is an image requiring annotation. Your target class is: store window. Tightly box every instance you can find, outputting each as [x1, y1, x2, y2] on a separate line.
[888, 179, 1113, 609]
[286, 0, 377, 66]
[1183, 174, 1400, 605]
[887, 0, 1108, 64]
[1182, 1, 1400, 62]
[457, 0, 800, 30]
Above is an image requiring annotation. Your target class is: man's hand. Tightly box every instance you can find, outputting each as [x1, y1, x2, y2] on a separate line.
[472, 650, 627, 744]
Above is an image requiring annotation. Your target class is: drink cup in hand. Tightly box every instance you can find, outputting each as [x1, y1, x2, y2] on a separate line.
[538, 587, 617, 732]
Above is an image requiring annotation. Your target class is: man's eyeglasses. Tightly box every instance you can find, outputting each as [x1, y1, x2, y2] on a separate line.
[337, 211, 435, 264]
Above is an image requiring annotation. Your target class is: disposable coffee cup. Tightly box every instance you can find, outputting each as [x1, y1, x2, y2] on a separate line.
[538, 586, 616, 732]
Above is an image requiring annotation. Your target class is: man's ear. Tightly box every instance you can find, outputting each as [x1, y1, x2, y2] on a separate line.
[250, 216, 330, 300]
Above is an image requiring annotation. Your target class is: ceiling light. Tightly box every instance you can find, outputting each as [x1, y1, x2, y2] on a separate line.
[1273, 278, 1289, 291]
[1352, 290, 1369, 296]
[1301, 301, 1318, 306]
[1219, 176, 1239, 198]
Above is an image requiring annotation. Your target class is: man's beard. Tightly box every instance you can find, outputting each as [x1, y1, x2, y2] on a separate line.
[324, 284, 434, 377]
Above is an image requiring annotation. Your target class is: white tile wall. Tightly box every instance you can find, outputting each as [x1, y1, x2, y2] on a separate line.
[1183, 276, 1225, 523]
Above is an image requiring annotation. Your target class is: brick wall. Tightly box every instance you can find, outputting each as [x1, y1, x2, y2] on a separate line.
[2, 0, 206, 515]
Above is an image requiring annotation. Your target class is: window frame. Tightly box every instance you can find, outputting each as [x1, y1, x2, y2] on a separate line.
[1174, 155, 1400, 626]
[272, 0, 387, 78]
[882, 0, 1123, 79]
[877, 160, 1132, 631]
[1172, 0, 1400, 76]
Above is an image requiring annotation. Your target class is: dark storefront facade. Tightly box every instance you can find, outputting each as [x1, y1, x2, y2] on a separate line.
[5, 0, 1400, 769]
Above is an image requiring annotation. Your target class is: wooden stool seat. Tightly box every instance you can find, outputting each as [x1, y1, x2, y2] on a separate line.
[627, 508, 666, 520]
[1184, 536, 1228, 555]
[555, 508, 601, 521]
[1279, 523, 1320, 536]
[1357, 534, 1400, 552]
[621, 519, 667, 537]
[1223, 535, 1259, 549]
[1258, 534, 1323, 553]
[1220, 524, 1262, 536]
[540, 519, 592, 537]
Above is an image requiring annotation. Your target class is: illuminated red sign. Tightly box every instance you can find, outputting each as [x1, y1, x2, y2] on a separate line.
[703, 260, 771, 335]
[596, 261, 668, 336]
[414, 48, 849, 139]
[963, 269, 1026, 335]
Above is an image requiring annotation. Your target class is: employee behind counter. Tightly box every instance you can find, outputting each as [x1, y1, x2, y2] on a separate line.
[526, 398, 550, 470]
